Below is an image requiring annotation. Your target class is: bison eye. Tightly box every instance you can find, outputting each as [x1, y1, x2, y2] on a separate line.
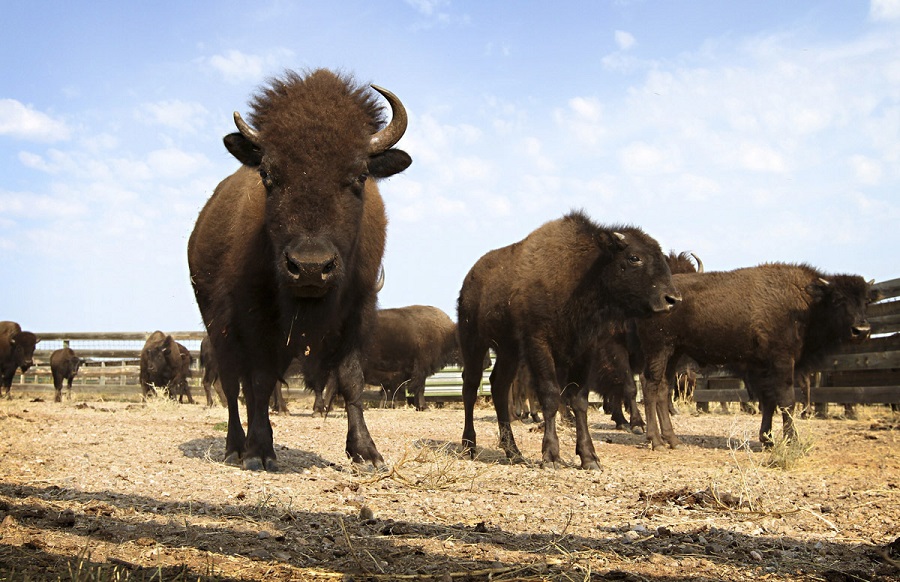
[628, 255, 643, 266]
[258, 168, 275, 191]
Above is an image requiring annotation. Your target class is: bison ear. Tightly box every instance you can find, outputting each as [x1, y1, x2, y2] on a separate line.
[806, 278, 831, 301]
[224, 133, 263, 167]
[610, 231, 628, 251]
[868, 287, 885, 304]
[368, 149, 412, 178]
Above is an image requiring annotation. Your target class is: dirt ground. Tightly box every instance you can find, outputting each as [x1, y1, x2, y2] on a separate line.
[0, 389, 898, 582]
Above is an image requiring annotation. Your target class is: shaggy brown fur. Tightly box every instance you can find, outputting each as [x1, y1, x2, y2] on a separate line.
[188, 69, 411, 470]
[457, 211, 681, 470]
[636, 263, 876, 449]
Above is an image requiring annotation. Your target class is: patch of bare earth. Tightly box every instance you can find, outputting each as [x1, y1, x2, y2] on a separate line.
[0, 391, 898, 581]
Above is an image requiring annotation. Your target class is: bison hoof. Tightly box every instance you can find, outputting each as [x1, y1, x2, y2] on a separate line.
[540, 460, 561, 470]
[224, 452, 242, 466]
[631, 426, 645, 435]
[581, 460, 602, 471]
[242, 456, 277, 472]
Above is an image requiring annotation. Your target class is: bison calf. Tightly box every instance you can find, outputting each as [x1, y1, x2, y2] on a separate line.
[636, 263, 876, 449]
[457, 211, 681, 470]
[50, 347, 82, 402]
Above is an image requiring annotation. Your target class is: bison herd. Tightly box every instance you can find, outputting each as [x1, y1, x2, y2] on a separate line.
[5, 68, 880, 474]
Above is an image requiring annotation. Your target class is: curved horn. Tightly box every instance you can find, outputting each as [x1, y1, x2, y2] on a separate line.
[368, 85, 408, 155]
[374, 265, 385, 292]
[612, 232, 626, 241]
[690, 252, 704, 273]
[233, 111, 260, 143]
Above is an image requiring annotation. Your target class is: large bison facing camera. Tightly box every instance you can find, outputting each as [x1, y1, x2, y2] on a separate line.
[457, 211, 681, 470]
[188, 69, 411, 471]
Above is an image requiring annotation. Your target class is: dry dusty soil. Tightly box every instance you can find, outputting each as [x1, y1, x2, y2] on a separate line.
[0, 390, 898, 582]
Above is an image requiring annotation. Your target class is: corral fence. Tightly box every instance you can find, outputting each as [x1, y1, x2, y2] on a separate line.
[12, 277, 900, 408]
[690, 277, 900, 411]
[13, 331, 493, 404]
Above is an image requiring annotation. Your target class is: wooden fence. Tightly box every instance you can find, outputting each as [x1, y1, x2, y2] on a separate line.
[12, 277, 900, 407]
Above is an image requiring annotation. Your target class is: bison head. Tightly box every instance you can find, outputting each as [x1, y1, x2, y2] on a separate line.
[806, 275, 878, 343]
[12, 332, 38, 373]
[145, 334, 177, 376]
[601, 228, 682, 317]
[222, 70, 410, 299]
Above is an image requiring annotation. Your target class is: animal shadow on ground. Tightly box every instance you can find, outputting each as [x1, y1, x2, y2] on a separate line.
[0, 480, 893, 581]
[178, 437, 336, 472]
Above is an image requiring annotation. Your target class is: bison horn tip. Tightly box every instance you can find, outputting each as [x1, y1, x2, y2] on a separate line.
[233, 111, 259, 142]
[369, 84, 408, 154]
[613, 232, 626, 241]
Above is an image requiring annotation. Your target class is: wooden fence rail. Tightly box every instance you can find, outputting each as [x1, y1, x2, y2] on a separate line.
[13, 277, 900, 407]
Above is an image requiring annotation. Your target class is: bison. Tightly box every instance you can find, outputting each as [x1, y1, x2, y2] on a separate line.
[457, 211, 681, 470]
[636, 262, 877, 449]
[314, 305, 463, 414]
[140, 331, 193, 402]
[187, 69, 411, 470]
[50, 347, 81, 402]
[0, 321, 39, 399]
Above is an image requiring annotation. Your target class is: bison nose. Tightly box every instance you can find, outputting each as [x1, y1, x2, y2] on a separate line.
[284, 249, 339, 288]
[658, 292, 682, 312]
[851, 323, 871, 339]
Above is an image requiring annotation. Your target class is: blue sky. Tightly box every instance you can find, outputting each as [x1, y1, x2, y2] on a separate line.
[2, 1, 899, 333]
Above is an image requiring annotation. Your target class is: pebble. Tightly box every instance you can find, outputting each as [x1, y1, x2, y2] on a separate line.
[359, 506, 375, 520]
[257, 531, 270, 540]
[750, 550, 763, 562]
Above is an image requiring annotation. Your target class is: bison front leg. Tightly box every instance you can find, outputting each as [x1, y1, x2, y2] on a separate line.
[336, 354, 384, 468]
[487, 354, 524, 463]
[564, 383, 600, 470]
[406, 366, 429, 412]
[242, 372, 278, 471]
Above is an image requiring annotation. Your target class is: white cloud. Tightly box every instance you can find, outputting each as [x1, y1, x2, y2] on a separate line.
[850, 154, 883, 185]
[138, 100, 209, 133]
[870, 0, 900, 21]
[208, 50, 264, 83]
[619, 142, 681, 174]
[405, 0, 450, 16]
[614, 30, 636, 51]
[0, 99, 70, 142]
[737, 143, 787, 173]
[204, 49, 293, 83]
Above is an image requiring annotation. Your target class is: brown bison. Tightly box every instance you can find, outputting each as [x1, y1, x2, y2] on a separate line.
[140, 331, 193, 402]
[0, 321, 39, 399]
[314, 305, 461, 414]
[636, 263, 876, 449]
[188, 69, 411, 470]
[50, 347, 82, 402]
[457, 211, 681, 470]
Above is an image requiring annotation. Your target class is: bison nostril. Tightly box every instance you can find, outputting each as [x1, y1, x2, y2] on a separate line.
[665, 294, 682, 307]
[322, 259, 337, 276]
[285, 253, 301, 278]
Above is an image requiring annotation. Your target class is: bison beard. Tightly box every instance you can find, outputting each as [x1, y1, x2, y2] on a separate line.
[456, 211, 681, 470]
[187, 69, 411, 470]
[636, 263, 877, 449]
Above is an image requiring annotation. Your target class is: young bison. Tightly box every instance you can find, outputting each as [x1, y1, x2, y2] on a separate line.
[457, 211, 681, 470]
[50, 347, 81, 402]
[636, 263, 876, 449]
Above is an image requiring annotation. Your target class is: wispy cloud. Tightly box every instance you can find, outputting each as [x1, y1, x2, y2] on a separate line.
[870, 0, 900, 21]
[137, 100, 209, 134]
[0, 99, 70, 142]
[203, 48, 295, 84]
